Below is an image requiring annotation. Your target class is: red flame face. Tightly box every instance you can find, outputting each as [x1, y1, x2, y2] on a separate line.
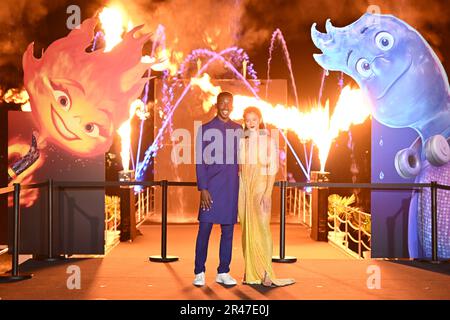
[23, 18, 152, 156]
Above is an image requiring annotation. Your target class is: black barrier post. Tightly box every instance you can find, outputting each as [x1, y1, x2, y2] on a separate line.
[149, 180, 178, 263]
[430, 181, 440, 264]
[48, 179, 55, 259]
[33, 179, 65, 262]
[0, 184, 33, 282]
[273, 181, 297, 263]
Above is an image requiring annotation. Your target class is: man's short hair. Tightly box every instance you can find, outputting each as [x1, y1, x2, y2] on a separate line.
[217, 91, 233, 103]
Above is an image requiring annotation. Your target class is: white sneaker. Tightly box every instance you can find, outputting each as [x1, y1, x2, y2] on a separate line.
[216, 273, 237, 286]
[193, 272, 205, 286]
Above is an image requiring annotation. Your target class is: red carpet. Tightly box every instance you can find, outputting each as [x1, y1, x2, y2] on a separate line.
[0, 224, 449, 300]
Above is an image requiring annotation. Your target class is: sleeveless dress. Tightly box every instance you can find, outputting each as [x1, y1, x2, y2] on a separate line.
[238, 131, 295, 286]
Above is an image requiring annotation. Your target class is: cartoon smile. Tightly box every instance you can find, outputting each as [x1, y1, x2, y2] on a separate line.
[50, 105, 80, 141]
[376, 57, 413, 100]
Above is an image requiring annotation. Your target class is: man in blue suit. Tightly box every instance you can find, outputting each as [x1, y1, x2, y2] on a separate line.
[193, 91, 242, 286]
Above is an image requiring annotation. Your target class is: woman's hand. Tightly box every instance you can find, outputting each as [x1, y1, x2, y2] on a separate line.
[260, 193, 272, 212]
[200, 189, 213, 211]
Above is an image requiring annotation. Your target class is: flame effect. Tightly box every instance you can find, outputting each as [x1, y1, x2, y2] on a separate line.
[99, 5, 166, 171]
[99, 6, 132, 52]
[117, 99, 142, 171]
[203, 31, 219, 51]
[190, 75, 371, 172]
[2, 88, 31, 111]
[190, 74, 221, 112]
[155, 48, 184, 76]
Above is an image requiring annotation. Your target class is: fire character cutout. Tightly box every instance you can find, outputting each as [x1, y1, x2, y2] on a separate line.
[22, 18, 154, 157]
[8, 16, 159, 207]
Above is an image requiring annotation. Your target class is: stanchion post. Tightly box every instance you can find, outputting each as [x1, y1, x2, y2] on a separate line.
[273, 181, 297, 263]
[280, 181, 286, 258]
[161, 179, 168, 258]
[0, 183, 32, 282]
[48, 178, 53, 259]
[149, 180, 178, 263]
[430, 181, 439, 263]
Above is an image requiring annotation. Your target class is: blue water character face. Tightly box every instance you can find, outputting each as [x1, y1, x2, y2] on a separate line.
[311, 14, 449, 135]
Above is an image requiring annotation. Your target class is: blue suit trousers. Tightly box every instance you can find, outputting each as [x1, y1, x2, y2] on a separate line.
[194, 222, 234, 275]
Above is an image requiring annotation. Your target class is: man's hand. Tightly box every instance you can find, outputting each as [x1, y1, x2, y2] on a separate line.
[200, 189, 213, 211]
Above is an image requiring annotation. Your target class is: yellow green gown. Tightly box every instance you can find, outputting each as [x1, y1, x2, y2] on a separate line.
[238, 131, 295, 286]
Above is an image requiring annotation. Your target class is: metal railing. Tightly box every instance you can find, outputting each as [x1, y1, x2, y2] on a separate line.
[284, 181, 450, 262]
[286, 186, 312, 227]
[327, 201, 371, 259]
[105, 195, 121, 253]
[136, 186, 155, 226]
[0, 182, 46, 282]
[104, 186, 155, 253]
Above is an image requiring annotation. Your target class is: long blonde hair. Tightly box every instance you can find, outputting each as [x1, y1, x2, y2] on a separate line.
[243, 106, 266, 131]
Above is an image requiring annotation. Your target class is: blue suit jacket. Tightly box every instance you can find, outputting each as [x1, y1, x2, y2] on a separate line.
[196, 116, 242, 224]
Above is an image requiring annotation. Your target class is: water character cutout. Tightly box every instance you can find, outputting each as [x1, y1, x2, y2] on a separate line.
[311, 13, 450, 259]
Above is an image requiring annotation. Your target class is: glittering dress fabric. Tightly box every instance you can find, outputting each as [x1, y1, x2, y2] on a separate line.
[238, 134, 295, 286]
[409, 160, 450, 259]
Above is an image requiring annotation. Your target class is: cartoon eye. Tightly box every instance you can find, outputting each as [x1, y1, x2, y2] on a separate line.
[356, 58, 372, 77]
[53, 90, 71, 111]
[84, 123, 100, 137]
[375, 32, 394, 51]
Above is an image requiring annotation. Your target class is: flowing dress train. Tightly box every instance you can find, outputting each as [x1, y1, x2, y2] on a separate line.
[238, 132, 295, 286]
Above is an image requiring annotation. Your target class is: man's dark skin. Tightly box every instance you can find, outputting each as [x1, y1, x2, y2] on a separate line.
[200, 94, 234, 211]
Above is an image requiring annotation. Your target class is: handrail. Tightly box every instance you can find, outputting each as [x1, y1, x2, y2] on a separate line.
[7, 180, 448, 190]
[361, 240, 371, 251]
[167, 181, 197, 187]
[436, 183, 450, 191]
[347, 219, 363, 233]
[0, 185, 15, 195]
[21, 182, 49, 190]
[285, 181, 432, 189]
[346, 232, 360, 244]
[4, 180, 450, 190]
[328, 197, 372, 259]
[54, 181, 161, 188]
[332, 215, 348, 224]
[361, 228, 371, 238]
[330, 203, 372, 217]
[1, 182, 47, 193]
[286, 186, 312, 226]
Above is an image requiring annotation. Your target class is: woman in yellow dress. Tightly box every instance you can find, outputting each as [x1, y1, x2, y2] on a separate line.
[238, 107, 295, 287]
